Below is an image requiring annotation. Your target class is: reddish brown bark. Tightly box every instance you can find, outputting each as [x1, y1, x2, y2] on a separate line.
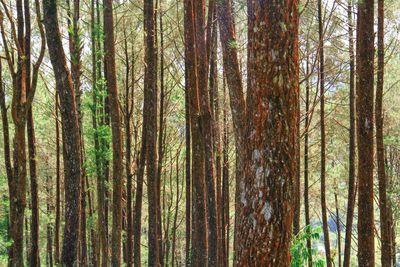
[143, 0, 161, 265]
[184, 0, 208, 265]
[43, 0, 82, 264]
[193, 1, 219, 266]
[209, 17, 223, 267]
[356, 0, 375, 264]
[216, 1, 247, 262]
[66, 0, 88, 263]
[103, 1, 124, 265]
[235, 1, 299, 265]
[0, 0, 44, 264]
[376, 0, 391, 265]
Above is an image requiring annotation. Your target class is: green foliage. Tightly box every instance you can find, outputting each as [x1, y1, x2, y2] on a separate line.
[228, 39, 238, 50]
[290, 225, 325, 267]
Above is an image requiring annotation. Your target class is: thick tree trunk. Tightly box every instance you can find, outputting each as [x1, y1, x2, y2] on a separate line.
[235, 1, 299, 265]
[43, 0, 82, 264]
[356, 0, 375, 265]
[184, 1, 208, 265]
[103, 1, 124, 265]
[143, 0, 161, 265]
[67, 0, 88, 263]
[193, 1, 219, 266]
[7, 1, 28, 264]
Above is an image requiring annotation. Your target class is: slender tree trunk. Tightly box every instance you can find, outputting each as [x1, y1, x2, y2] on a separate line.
[356, 0, 375, 264]
[343, 1, 356, 266]
[335, 190, 342, 267]
[54, 91, 61, 264]
[46, 175, 54, 267]
[376, 0, 391, 265]
[184, 67, 191, 267]
[171, 154, 182, 267]
[133, 129, 147, 267]
[124, 27, 134, 267]
[216, 2, 247, 262]
[221, 76, 230, 267]
[0, 59, 12, 192]
[0, 61, 13, 265]
[318, 0, 332, 265]
[43, 0, 82, 264]
[157, 3, 164, 265]
[24, 0, 40, 264]
[304, 44, 313, 267]
[209, 16, 223, 267]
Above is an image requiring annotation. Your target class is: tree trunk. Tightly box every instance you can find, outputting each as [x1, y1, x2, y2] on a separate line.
[334, 190, 342, 267]
[54, 92, 61, 264]
[318, 0, 332, 265]
[24, 0, 40, 264]
[133, 127, 147, 267]
[235, 1, 299, 265]
[143, 0, 161, 265]
[124, 26, 134, 267]
[0, 59, 12, 192]
[304, 42, 313, 267]
[103, 1, 124, 265]
[193, 1, 219, 265]
[376, 0, 391, 265]
[184, 66, 191, 267]
[216, 2, 247, 262]
[221, 76, 230, 267]
[343, 1, 356, 266]
[6, 0, 28, 263]
[356, 0, 375, 264]
[43, 0, 82, 264]
[209, 16, 223, 267]
[46, 175, 54, 267]
[184, 1, 208, 265]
